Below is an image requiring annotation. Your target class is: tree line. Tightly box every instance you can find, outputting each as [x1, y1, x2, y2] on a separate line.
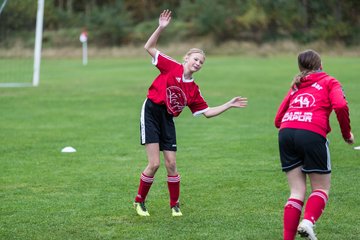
[1, 0, 359, 48]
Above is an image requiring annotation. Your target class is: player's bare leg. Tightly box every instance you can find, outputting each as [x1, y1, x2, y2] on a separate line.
[283, 167, 306, 239]
[134, 143, 161, 216]
[164, 150, 182, 216]
[298, 173, 330, 239]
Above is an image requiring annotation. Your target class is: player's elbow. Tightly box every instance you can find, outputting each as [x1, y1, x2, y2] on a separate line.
[333, 102, 348, 112]
[202, 110, 216, 118]
[203, 113, 213, 118]
[144, 42, 153, 51]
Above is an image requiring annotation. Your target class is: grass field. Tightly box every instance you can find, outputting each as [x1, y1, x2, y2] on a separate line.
[1, 54, 359, 239]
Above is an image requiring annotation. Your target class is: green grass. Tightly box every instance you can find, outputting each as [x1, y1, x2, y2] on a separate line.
[0, 58, 33, 84]
[1, 55, 359, 240]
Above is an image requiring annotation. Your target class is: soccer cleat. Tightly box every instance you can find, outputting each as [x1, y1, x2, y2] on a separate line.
[298, 219, 317, 240]
[133, 201, 150, 216]
[171, 203, 183, 217]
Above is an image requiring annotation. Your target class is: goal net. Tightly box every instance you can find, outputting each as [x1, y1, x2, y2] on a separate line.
[0, 0, 44, 87]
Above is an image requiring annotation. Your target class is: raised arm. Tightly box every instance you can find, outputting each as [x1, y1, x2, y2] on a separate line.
[144, 10, 172, 58]
[203, 96, 248, 118]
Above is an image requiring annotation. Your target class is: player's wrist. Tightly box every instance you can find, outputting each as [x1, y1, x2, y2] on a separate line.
[158, 25, 167, 30]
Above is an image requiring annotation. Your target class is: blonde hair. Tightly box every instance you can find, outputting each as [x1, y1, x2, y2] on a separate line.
[183, 48, 206, 62]
[291, 49, 322, 90]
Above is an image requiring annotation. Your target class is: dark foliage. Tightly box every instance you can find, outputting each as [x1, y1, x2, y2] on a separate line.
[0, 0, 359, 47]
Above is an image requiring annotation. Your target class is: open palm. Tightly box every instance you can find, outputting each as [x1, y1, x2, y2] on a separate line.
[230, 97, 248, 108]
[159, 9, 172, 28]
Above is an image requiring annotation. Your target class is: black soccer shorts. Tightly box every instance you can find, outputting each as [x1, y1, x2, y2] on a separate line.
[140, 98, 177, 151]
[278, 128, 331, 174]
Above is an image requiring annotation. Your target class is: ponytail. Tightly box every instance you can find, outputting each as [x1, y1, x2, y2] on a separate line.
[291, 70, 316, 90]
[292, 49, 322, 90]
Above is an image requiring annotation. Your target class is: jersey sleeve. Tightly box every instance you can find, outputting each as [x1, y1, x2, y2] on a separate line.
[188, 88, 209, 116]
[328, 78, 351, 140]
[274, 89, 292, 128]
[152, 51, 181, 74]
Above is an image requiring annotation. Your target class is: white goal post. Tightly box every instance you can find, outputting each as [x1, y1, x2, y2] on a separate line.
[0, 0, 44, 87]
[32, 0, 44, 86]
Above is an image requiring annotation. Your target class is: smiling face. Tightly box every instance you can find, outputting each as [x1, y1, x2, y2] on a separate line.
[184, 52, 205, 73]
[185, 53, 205, 73]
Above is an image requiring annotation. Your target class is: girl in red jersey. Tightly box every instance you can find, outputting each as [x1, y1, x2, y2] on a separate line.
[275, 49, 354, 240]
[133, 10, 248, 217]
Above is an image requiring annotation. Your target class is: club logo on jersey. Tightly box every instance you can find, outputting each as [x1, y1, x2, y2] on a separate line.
[166, 86, 187, 114]
[289, 93, 315, 108]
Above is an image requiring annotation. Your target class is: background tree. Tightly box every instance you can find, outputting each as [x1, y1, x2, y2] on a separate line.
[0, 0, 359, 47]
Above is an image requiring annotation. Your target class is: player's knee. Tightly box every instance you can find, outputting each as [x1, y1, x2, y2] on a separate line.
[148, 162, 160, 172]
[164, 161, 175, 172]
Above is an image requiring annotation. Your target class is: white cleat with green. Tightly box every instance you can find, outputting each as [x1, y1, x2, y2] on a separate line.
[133, 202, 150, 217]
[171, 204, 182, 217]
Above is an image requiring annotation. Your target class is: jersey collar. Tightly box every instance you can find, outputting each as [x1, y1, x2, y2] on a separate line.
[182, 74, 194, 83]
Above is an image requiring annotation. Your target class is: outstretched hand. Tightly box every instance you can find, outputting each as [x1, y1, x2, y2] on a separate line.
[228, 96, 248, 108]
[202, 96, 248, 118]
[159, 9, 172, 28]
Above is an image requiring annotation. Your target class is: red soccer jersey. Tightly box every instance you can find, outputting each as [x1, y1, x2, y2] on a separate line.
[274, 72, 351, 140]
[147, 51, 209, 117]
